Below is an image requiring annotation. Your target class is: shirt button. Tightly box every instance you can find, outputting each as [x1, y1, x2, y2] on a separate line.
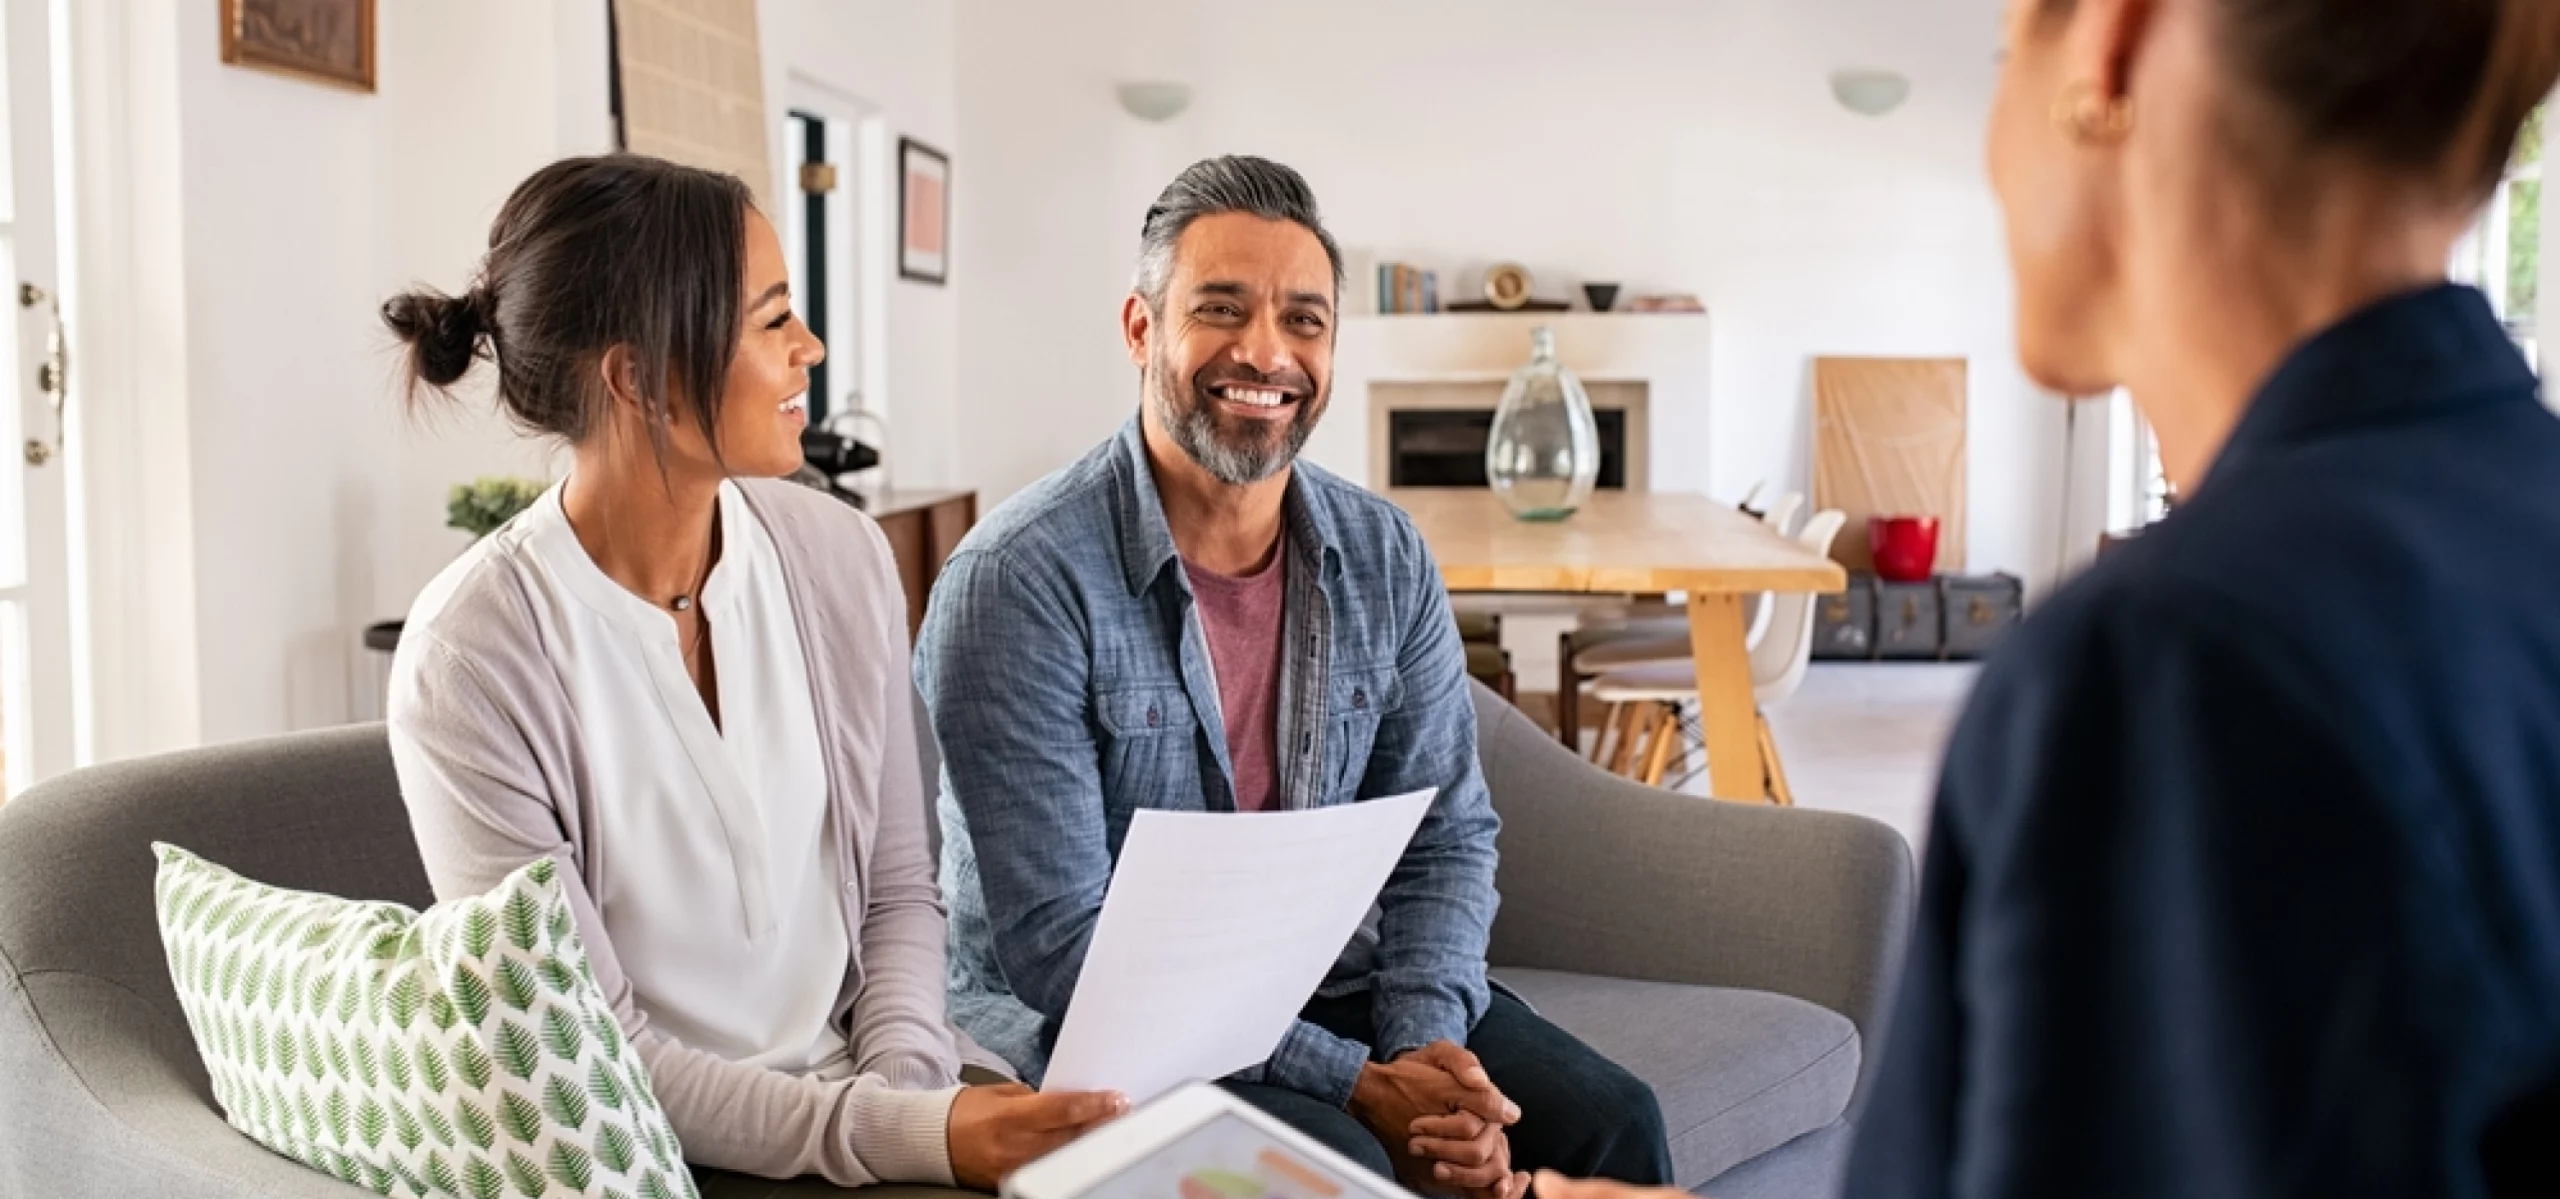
[1147, 706, 1162, 728]
[1352, 689, 1368, 710]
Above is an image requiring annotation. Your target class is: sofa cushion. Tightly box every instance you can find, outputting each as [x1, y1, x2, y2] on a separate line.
[154, 845, 700, 1199]
[1493, 968, 1858, 1186]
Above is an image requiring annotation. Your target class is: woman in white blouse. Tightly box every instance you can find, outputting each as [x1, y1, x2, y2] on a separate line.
[379, 154, 1124, 1193]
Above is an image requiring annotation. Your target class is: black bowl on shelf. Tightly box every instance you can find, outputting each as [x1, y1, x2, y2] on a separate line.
[1583, 282, 1622, 312]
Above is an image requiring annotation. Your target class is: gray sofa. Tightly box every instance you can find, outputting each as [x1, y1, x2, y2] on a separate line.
[0, 684, 1912, 1198]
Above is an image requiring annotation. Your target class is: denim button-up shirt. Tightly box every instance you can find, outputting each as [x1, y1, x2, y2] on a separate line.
[915, 419, 1500, 1107]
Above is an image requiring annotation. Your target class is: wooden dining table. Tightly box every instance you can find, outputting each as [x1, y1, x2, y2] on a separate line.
[1388, 489, 1848, 802]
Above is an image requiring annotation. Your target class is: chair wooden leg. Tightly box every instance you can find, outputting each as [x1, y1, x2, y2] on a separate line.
[1626, 704, 1658, 782]
[1610, 703, 1651, 777]
[1641, 706, 1680, 786]
[1556, 632, 1580, 749]
[1610, 703, 1646, 777]
[1757, 711, 1794, 807]
[1591, 702, 1621, 766]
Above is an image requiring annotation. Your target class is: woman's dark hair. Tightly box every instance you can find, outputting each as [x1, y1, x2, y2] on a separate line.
[382, 154, 755, 462]
[2044, 0, 2560, 199]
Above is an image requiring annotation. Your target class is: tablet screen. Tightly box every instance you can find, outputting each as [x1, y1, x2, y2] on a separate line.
[1081, 1113, 1399, 1199]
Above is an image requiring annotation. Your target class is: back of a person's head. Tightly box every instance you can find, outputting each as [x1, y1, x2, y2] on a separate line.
[1997, 0, 2560, 402]
[380, 153, 754, 456]
[2045, 0, 2560, 201]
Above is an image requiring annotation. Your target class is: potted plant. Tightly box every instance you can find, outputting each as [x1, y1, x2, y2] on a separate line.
[445, 476, 546, 539]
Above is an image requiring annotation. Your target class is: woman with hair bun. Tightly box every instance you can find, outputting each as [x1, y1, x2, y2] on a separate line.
[382, 154, 1124, 1194]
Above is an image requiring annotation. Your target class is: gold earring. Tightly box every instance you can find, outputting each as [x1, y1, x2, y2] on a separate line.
[2051, 81, 2134, 145]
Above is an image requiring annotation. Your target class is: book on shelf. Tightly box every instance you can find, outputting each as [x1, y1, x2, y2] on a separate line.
[1372, 261, 1442, 314]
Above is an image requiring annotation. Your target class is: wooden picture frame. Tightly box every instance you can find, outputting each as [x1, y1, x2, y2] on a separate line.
[221, 0, 377, 93]
[899, 137, 950, 285]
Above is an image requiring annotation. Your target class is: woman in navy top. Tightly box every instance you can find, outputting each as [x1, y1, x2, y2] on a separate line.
[1542, 0, 2560, 1195]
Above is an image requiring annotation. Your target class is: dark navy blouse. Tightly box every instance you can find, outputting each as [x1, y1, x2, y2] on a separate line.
[1847, 286, 2560, 1198]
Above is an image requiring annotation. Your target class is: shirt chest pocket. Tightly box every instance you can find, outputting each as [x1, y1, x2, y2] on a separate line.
[1324, 664, 1403, 800]
[1094, 686, 1208, 812]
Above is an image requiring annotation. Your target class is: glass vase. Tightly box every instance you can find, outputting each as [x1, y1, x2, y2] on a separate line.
[1484, 325, 1601, 521]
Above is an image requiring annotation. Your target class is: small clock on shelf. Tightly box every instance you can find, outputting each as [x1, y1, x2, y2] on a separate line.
[1484, 262, 1534, 309]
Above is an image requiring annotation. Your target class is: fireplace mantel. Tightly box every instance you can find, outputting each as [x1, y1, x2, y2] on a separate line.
[1306, 311, 1713, 496]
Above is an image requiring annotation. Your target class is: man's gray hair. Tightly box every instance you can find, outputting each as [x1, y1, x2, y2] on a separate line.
[1131, 156, 1345, 310]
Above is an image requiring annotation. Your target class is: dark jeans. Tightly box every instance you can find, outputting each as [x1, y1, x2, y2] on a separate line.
[1221, 990, 1673, 1190]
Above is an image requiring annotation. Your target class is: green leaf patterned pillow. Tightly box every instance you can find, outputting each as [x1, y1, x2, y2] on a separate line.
[152, 845, 701, 1199]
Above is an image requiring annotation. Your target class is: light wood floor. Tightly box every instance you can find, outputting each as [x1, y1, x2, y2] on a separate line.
[1527, 662, 1975, 855]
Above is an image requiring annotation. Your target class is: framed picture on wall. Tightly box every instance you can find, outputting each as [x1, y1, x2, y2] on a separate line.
[220, 0, 377, 93]
[899, 137, 950, 285]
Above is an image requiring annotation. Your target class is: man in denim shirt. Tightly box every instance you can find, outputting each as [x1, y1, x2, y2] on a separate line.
[916, 157, 1672, 1197]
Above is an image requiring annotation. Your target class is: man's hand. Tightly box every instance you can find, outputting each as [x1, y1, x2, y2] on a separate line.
[1410, 1110, 1531, 1199]
[1348, 1041, 1523, 1199]
[1531, 1171, 1686, 1199]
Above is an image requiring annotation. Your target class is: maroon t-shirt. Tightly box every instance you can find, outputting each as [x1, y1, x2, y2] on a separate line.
[1183, 552, 1288, 813]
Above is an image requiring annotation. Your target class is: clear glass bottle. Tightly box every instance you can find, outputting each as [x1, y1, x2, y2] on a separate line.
[1484, 325, 1601, 521]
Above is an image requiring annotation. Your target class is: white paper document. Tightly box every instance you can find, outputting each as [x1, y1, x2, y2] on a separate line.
[1041, 789, 1439, 1103]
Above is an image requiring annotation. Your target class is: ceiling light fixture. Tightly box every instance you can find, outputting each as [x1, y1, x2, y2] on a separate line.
[1116, 81, 1193, 123]
[1830, 68, 1913, 117]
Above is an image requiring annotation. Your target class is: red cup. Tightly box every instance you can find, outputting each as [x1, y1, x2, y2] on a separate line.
[1870, 516, 1941, 583]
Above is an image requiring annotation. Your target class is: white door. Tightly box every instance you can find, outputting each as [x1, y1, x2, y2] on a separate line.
[0, 0, 71, 798]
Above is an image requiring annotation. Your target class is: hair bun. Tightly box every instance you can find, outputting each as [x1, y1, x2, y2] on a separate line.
[381, 288, 487, 388]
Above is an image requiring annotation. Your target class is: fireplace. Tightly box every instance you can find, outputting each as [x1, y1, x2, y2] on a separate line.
[1368, 378, 1650, 491]
[1387, 409, 1630, 489]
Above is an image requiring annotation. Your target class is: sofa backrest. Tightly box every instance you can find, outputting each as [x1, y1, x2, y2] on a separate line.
[1469, 678, 1914, 1095]
[0, 725, 430, 1041]
[5, 685, 1909, 1102]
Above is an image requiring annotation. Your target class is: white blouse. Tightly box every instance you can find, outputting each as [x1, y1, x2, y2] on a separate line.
[508, 480, 851, 1073]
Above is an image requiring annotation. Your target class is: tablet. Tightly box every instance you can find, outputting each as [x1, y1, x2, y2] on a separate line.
[1003, 1083, 1411, 1199]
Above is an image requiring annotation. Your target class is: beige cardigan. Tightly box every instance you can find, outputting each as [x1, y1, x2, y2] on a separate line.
[387, 477, 980, 1188]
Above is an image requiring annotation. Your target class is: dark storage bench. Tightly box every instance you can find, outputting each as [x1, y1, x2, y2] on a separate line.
[1814, 572, 2023, 662]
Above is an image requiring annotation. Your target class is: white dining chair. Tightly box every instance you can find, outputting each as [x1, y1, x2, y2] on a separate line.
[1587, 509, 1849, 799]
[1761, 491, 1805, 539]
[1569, 490, 1805, 679]
[1554, 485, 1803, 749]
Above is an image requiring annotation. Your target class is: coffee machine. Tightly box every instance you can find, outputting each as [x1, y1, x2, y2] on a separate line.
[797, 417, 883, 507]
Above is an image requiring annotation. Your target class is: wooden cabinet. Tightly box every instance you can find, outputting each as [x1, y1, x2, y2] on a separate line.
[868, 489, 977, 643]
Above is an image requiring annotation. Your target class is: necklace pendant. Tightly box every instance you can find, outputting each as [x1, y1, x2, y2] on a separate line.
[671, 595, 692, 612]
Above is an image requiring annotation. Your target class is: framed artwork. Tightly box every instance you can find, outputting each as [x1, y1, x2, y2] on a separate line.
[899, 137, 950, 285]
[221, 0, 376, 92]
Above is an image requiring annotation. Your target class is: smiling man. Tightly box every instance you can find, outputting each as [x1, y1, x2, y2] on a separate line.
[914, 157, 1672, 1198]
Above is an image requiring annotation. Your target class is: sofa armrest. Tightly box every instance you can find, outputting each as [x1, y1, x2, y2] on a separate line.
[1474, 686, 1915, 1087]
[1, 966, 376, 1199]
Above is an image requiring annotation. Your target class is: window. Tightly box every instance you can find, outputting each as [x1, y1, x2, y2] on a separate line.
[2105, 389, 2170, 532]
[2452, 105, 2544, 369]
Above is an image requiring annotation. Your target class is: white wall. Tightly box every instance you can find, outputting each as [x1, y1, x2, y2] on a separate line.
[66, 0, 206, 763]
[953, 0, 2074, 588]
[154, 0, 603, 745]
[81, 0, 2069, 751]
[72, 0, 967, 752]
[758, 0, 963, 491]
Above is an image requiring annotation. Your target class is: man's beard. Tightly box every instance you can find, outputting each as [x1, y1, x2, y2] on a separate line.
[1148, 347, 1325, 486]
